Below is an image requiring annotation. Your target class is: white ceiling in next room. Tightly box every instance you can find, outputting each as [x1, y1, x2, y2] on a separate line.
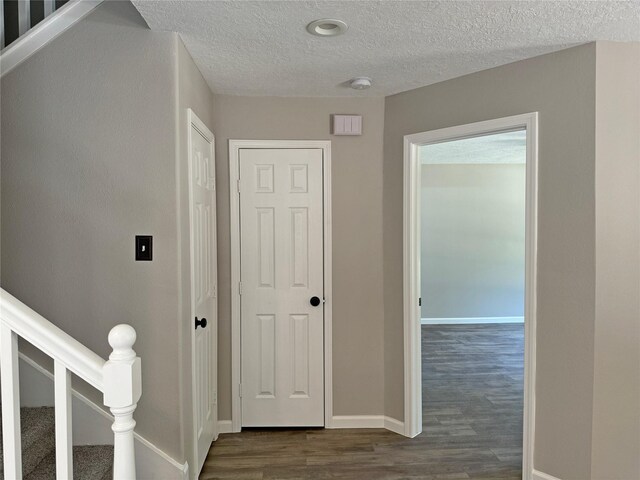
[421, 130, 526, 165]
[132, 1, 640, 97]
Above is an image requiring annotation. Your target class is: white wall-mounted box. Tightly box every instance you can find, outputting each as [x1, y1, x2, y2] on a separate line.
[331, 115, 362, 136]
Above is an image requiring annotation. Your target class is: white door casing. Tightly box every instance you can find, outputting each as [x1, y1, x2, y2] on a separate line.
[403, 113, 538, 477]
[229, 140, 333, 433]
[188, 109, 217, 476]
[239, 148, 325, 427]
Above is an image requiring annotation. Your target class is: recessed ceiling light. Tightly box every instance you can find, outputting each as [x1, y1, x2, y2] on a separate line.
[350, 77, 372, 90]
[306, 19, 348, 37]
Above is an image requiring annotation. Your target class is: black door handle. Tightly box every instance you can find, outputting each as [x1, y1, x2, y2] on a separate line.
[195, 317, 207, 329]
[310, 296, 321, 307]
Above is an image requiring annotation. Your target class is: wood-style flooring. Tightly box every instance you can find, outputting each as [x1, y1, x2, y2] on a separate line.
[201, 324, 524, 479]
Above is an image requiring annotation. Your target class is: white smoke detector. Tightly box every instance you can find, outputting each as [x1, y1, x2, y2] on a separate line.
[350, 77, 372, 90]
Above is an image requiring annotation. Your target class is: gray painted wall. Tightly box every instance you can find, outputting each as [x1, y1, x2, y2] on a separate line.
[591, 42, 640, 480]
[0, 1, 214, 464]
[421, 164, 525, 319]
[384, 44, 598, 479]
[385, 41, 640, 479]
[211, 95, 386, 420]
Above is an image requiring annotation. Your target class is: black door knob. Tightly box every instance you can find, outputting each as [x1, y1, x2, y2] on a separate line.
[310, 296, 321, 307]
[195, 317, 207, 329]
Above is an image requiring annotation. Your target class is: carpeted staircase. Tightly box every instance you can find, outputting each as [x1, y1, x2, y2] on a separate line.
[0, 406, 113, 479]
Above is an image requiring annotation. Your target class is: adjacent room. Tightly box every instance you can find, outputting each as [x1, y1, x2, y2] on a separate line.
[420, 130, 527, 477]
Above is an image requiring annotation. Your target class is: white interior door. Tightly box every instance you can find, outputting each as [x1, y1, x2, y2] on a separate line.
[188, 112, 217, 475]
[239, 148, 324, 427]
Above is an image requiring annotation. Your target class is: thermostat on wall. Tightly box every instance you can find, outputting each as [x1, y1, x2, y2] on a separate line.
[331, 114, 362, 136]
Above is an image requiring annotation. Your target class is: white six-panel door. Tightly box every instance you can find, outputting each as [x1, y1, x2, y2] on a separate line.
[188, 111, 217, 476]
[239, 148, 324, 426]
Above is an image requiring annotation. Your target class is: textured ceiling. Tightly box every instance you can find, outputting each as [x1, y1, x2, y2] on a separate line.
[132, 1, 640, 97]
[421, 130, 526, 165]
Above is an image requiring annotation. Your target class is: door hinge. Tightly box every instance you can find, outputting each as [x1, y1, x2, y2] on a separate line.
[238, 281, 243, 295]
[213, 391, 218, 405]
[237, 179, 241, 193]
[239, 383, 243, 398]
[419, 297, 422, 307]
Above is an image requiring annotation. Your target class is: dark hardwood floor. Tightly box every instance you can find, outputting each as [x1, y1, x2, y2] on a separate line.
[201, 324, 524, 479]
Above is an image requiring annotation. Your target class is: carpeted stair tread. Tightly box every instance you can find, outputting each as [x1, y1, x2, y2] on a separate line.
[25, 445, 114, 480]
[0, 407, 56, 477]
[0, 406, 114, 479]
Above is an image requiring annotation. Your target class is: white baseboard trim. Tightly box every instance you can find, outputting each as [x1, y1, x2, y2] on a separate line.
[329, 415, 405, 435]
[19, 354, 188, 479]
[532, 470, 562, 480]
[217, 420, 233, 434]
[421, 316, 524, 325]
[383, 416, 405, 435]
[330, 415, 384, 429]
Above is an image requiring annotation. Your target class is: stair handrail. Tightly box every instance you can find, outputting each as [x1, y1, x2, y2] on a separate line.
[1, 0, 104, 78]
[0, 288, 105, 389]
[0, 288, 142, 480]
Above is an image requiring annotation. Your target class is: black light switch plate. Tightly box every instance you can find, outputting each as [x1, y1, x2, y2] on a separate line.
[135, 235, 153, 261]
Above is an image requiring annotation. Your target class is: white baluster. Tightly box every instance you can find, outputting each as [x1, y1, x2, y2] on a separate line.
[17, 0, 30, 36]
[44, 0, 55, 17]
[103, 325, 141, 480]
[54, 360, 73, 479]
[0, 324, 23, 480]
[0, 0, 5, 50]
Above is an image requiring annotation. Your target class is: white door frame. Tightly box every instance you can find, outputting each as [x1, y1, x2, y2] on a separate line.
[403, 113, 538, 478]
[187, 109, 217, 475]
[229, 139, 332, 432]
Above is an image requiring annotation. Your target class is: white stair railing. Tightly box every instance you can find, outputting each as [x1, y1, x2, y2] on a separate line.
[0, 288, 142, 480]
[0, 0, 103, 77]
[1, 0, 60, 50]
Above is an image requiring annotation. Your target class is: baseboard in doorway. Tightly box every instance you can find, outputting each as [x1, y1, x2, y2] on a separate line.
[383, 416, 405, 435]
[217, 420, 233, 434]
[421, 316, 524, 325]
[329, 415, 405, 435]
[532, 470, 562, 480]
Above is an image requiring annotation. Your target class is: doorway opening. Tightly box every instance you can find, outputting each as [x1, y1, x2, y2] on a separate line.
[403, 113, 538, 478]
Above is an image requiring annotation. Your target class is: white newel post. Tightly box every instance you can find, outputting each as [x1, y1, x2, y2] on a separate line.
[103, 325, 142, 480]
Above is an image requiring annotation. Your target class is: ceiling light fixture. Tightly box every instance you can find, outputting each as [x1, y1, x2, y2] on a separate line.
[350, 77, 372, 90]
[306, 19, 348, 37]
